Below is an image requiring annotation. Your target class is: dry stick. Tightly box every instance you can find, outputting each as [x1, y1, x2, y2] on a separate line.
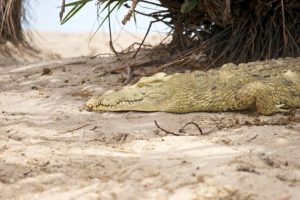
[98, 45, 190, 77]
[178, 122, 203, 135]
[98, 44, 200, 77]
[11, 57, 87, 73]
[146, 47, 203, 75]
[127, 5, 173, 58]
[133, 20, 157, 58]
[246, 134, 258, 142]
[139, 0, 162, 7]
[281, 0, 287, 49]
[154, 120, 180, 136]
[86, 139, 103, 144]
[286, 25, 299, 54]
[122, 42, 152, 53]
[122, 0, 138, 25]
[155, 121, 206, 136]
[59, 0, 65, 21]
[133, 8, 173, 29]
[97, 58, 162, 77]
[59, 123, 90, 134]
[108, 6, 118, 57]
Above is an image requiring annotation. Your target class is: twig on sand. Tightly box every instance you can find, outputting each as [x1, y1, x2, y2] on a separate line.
[155, 120, 206, 136]
[96, 58, 162, 78]
[11, 57, 88, 73]
[245, 134, 258, 142]
[179, 122, 203, 135]
[86, 139, 103, 144]
[59, 123, 90, 134]
[154, 120, 180, 136]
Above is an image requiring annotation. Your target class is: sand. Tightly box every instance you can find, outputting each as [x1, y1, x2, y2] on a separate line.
[31, 31, 167, 58]
[0, 32, 299, 200]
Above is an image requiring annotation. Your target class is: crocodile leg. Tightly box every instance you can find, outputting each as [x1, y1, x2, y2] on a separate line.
[236, 82, 287, 115]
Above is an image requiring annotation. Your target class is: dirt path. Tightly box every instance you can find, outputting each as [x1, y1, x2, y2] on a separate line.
[0, 56, 300, 200]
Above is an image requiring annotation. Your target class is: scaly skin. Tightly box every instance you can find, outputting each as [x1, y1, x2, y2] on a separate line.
[86, 57, 300, 115]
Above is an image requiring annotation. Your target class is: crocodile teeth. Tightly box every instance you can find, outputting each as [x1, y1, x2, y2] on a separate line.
[99, 99, 143, 107]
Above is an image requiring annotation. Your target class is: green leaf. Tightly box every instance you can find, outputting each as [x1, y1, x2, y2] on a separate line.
[100, 0, 123, 13]
[60, 0, 128, 31]
[60, 0, 93, 24]
[117, 0, 126, 9]
[90, 1, 121, 38]
[64, 0, 92, 7]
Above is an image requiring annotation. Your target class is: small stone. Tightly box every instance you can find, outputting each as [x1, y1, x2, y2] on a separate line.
[31, 86, 38, 90]
[41, 68, 52, 75]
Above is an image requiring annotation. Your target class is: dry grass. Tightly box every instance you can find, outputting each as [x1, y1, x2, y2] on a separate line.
[0, 0, 27, 45]
[157, 0, 300, 67]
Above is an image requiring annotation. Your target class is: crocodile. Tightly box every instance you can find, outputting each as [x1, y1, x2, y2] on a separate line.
[86, 57, 300, 115]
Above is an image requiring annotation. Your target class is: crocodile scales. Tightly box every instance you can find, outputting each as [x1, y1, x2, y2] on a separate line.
[86, 57, 300, 115]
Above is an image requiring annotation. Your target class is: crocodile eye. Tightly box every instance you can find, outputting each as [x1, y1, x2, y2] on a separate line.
[137, 83, 144, 88]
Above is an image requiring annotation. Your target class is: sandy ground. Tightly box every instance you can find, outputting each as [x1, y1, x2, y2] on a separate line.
[31, 31, 167, 58]
[0, 32, 300, 200]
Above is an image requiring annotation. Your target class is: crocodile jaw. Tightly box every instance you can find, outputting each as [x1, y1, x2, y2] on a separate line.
[85, 93, 167, 112]
[85, 72, 173, 112]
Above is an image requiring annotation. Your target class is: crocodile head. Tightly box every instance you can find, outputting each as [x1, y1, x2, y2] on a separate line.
[85, 72, 175, 112]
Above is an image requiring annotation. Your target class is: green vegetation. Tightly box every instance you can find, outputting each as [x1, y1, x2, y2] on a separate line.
[61, 0, 300, 67]
[0, 0, 298, 67]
